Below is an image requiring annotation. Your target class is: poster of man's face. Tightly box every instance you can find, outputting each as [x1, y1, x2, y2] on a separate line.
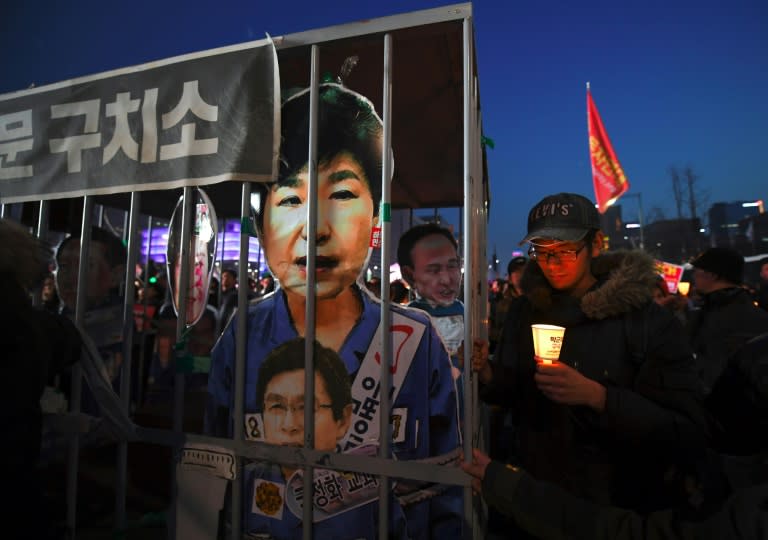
[411, 234, 460, 306]
[261, 369, 350, 451]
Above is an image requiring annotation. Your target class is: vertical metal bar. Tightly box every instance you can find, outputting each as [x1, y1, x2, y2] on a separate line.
[97, 204, 105, 228]
[0, 203, 6, 218]
[219, 219, 226, 307]
[378, 31, 394, 540]
[473, 75, 488, 540]
[231, 183, 252, 540]
[639, 198, 646, 250]
[33, 200, 51, 307]
[169, 187, 194, 537]
[66, 195, 95, 537]
[36, 200, 50, 240]
[137, 216, 154, 407]
[461, 16, 475, 539]
[116, 192, 141, 530]
[302, 43, 321, 540]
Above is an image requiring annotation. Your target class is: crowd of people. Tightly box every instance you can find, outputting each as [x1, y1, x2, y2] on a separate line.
[3, 78, 768, 540]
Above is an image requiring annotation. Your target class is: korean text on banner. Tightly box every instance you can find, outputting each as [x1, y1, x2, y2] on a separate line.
[0, 37, 279, 203]
[587, 87, 630, 213]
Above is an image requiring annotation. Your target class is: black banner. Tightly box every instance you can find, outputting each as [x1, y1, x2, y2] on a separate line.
[0, 38, 278, 203]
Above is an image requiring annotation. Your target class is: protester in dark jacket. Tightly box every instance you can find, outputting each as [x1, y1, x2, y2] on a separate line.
[463, 328, 768, 540]
[688, 247, 768, 395]
[705, 331, 768, 456]
[0, 219, 82, 539]
[462, 448, 767, 540]
[472, 193, 708, 517]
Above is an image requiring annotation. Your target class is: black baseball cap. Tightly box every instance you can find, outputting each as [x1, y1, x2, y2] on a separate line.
[691, 247, 744, 285]
[507, 256, 527, 275]
[520, 193, 601, 244]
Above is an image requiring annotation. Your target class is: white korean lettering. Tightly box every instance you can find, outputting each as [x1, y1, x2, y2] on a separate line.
[160, 80, 218, 160]
[103, 92, 140, 164]
[49, 99, 102, 173]
[0, 110, 34, 179]
[141, 88, 158, 163]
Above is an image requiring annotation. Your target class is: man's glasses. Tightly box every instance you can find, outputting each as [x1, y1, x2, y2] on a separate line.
[528, 244, 587, 264]
[264, 399, 333, 421]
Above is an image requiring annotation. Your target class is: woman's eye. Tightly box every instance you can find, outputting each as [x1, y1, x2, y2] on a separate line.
[277, 195, 302, 207]
[330, 189, 357, 201]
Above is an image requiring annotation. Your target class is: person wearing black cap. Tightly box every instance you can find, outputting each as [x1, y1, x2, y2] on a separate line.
[489, 256, 527, 352]
[688, 247, 768, 397]
[470, 192, 708, 527]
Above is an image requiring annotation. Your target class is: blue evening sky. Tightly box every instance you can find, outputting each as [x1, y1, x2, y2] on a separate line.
[2, 0, 766, 264]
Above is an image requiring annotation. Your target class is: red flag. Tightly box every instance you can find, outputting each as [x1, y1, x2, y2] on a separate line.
[587, 86, 630, 213]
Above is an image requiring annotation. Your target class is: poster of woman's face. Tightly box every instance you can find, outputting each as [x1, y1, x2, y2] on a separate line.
[257, 83, 384, 302]
[262, 151, 377, 300]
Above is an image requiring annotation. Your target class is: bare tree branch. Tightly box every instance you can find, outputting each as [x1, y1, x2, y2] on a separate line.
[668, 165, 685, 219]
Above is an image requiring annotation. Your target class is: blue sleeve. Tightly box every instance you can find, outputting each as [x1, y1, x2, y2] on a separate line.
[426, 326, 460, 453]
[204, 319, 235, 437]
[426, 325, 463, 539]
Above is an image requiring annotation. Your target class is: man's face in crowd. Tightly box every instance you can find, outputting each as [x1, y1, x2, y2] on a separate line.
[56, 240, 120, 309]
[693, 267, 716, 295]
[531, 237, 599, 295]
[42, 276, 57, 302]
[221, 271, 236, 291]
[262, 151, 376, 300]
[262, 369, 350, 451]
[509, 266, 524, 292]
[760, 262, 768, 283]
[406, 233, 461, 307]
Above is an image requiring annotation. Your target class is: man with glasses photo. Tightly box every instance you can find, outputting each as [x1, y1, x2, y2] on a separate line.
[241, 337, 407, 539]
[471, 192, 708, 531]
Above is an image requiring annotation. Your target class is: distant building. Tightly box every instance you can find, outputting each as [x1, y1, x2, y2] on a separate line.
[643, 218, 706, 263]
[736, 211, 768, 257]
[709, 200, 763, 248]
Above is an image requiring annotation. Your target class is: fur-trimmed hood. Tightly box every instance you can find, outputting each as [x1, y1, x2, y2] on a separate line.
[521, 250, 658, 320]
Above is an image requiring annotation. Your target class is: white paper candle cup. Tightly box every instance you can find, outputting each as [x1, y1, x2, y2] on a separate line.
[531, 324, 566, 363]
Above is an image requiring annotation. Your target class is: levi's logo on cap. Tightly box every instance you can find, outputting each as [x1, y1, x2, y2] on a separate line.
[531, 201, 574, 221]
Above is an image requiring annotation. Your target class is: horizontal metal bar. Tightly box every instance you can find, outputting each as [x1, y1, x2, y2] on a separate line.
[137, 427, 470, 487]
[274, 3, 472, 50]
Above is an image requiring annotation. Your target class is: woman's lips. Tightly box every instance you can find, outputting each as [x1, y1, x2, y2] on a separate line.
[295, 255, 339, 273]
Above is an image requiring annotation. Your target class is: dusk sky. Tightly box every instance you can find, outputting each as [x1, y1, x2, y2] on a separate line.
[3, 0, 766, 265]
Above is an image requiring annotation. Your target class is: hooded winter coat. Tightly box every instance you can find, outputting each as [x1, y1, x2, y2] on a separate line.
[482, 250, 708, 513]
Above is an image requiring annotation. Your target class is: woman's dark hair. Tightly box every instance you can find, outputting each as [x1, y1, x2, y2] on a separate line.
[255, 337, 352, 421]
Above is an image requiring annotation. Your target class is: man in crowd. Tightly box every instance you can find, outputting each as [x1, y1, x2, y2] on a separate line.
[55, 226, 127, 391]
[472, 193, 708, 525]
[689, 247, 768, 394]
[489, 256, 527, 352]
[217, 268, 238, 330]
[463, 329, 768, 539]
